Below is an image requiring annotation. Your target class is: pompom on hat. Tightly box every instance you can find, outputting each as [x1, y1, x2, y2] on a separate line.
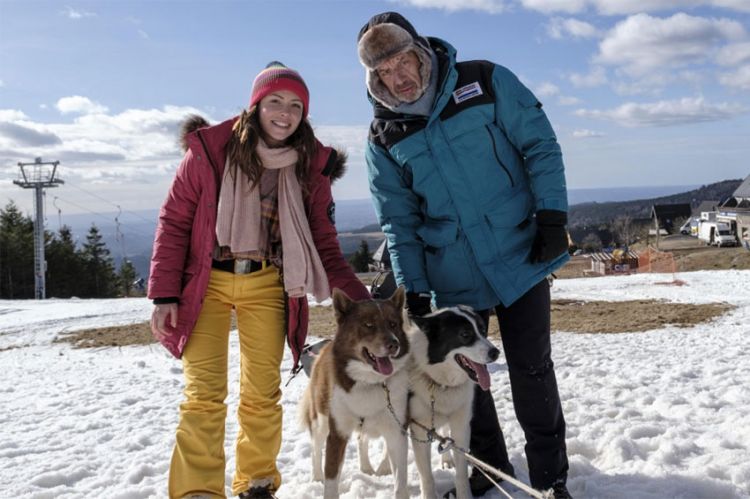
[249, 61, 310, 118]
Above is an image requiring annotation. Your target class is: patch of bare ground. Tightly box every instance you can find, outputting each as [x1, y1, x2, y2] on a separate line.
[54, 299, 733, 349]
[550, 300, 732, 334]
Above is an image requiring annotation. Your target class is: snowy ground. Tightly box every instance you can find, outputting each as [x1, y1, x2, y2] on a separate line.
[1, 270, 749, 499]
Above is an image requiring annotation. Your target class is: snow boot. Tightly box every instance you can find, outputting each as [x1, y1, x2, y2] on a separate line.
[238, 485, 277, 499]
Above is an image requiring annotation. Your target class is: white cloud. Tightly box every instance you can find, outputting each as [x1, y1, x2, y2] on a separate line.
[0, 109, 30, 121]
[56, 96, 109, 115]
[558, 96, 581, 105]
[713, 0, 750, 13]
[596, 13, 746, 77]
[716, 41, 750, 66]
[520, 0, 586, 14]
[569, 66, 607, 87]
[395, 0, 507, 14]
[0, 79, 4, 88]
[62, 6, 96, 19]
[572, 128, 605, 138]
[0, 103, 208, 166]
[546, 17, 600, 39]
[575, 96, 745, 127]
[719, 65, 750, 90]
[137, 29, 149, 40]
[520, 0, 750, 15]
[535, 82, 560, 97]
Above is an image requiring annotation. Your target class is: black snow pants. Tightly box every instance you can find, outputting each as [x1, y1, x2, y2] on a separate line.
[470, 278, 569, 489]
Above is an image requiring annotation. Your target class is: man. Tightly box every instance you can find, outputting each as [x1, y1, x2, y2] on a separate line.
[357, 12, 572, 498]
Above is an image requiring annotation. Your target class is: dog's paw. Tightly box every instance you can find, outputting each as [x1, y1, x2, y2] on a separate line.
[440, 452, 455, 469]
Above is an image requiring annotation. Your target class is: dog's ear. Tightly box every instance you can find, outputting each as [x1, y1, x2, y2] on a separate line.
[411, 314, 431, 333]
[389, 285, 406, 310]
[332, 288, 354, 319]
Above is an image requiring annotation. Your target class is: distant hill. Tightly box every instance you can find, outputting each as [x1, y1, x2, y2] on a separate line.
[47, 180, 743, 279]
[568, 179, 742, 227]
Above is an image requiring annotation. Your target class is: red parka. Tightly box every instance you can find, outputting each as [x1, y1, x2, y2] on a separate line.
[148, 116, 370, 370]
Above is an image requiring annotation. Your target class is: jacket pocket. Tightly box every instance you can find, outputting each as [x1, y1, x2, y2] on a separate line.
[416, 220, 475, 293]
[484, 191, 535, 258]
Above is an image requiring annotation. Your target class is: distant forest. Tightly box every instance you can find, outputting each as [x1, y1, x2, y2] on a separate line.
[568, 179, 741, 227]
[0, 201, 140, 299]
[567, 179, 742, 250]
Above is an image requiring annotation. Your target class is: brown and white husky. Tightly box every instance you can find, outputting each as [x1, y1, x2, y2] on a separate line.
[299, 287, 411, 499]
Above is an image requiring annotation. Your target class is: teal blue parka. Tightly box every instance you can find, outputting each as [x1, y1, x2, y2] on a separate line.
[365, 37, 570, 310]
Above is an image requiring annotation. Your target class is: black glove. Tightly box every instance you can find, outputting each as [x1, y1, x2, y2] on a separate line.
[406, 292, 432, 318]
[530, 210, 569, 263]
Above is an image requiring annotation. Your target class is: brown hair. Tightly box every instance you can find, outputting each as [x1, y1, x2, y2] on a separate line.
[225, 106, 316, 191]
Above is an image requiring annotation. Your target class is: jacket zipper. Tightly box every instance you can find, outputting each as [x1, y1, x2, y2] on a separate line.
[485, 125, 514, 187]
[196, 130, 222, 200]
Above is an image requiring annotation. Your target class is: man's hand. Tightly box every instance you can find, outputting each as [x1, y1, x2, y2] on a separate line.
[530, 210, 569, 263]
[150, 303, 178, 341]
[406, 292, 432, 318]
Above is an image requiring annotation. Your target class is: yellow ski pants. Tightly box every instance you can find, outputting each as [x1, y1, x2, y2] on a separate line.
[168, 265, 286, 498]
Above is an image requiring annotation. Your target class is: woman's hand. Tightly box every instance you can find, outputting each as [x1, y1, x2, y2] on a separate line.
[150, 303, 178, 341]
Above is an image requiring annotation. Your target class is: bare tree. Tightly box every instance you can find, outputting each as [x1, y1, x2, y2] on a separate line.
[612, 215, 634, 247]
[582, 233, 603, 252]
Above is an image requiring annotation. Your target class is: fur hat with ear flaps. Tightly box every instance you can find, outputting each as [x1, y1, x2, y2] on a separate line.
[357, 12, 433, 109]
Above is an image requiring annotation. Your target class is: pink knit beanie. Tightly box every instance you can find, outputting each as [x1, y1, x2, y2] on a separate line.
[249, 61, 310, 117]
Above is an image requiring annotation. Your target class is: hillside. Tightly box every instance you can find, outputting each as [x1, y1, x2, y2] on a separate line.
[568, 179, 742, 227]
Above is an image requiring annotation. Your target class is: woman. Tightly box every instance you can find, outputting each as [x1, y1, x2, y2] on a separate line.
[148, 62, 370, 499]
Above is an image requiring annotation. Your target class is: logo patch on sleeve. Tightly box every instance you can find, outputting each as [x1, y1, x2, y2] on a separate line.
[452, 82, 483, 104]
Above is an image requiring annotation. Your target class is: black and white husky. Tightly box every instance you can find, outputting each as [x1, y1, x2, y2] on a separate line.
[408, 305, 500, 499]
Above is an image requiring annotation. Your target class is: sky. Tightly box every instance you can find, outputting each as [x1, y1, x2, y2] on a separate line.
[1, 0, 750, 218]
[1, 269, 749, 498]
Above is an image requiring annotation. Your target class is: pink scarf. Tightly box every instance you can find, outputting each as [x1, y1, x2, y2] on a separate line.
[215, 139, 330, 301]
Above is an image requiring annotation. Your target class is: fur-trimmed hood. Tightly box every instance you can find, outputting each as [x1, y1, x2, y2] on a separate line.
[357, 12, 433, 109]
[179, 114, 211, 152]
[325, 147, 348, 184]
[178, 114, 348, 184]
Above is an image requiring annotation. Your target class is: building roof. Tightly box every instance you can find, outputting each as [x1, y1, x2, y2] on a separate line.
[733, 174, 750, 199]
[589, 250, 640, 262]
[651, 203, 691, 220]
[694, 200, 719, 215]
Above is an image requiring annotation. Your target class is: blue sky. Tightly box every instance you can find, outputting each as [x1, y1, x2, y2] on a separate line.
[1, 0, 749, 216]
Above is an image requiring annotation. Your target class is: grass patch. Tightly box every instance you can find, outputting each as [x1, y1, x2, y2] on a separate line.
[53, 299, 734, 349]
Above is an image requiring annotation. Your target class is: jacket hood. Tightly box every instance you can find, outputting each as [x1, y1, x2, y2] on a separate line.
[357, 12, 433, 110]
[370, 37, 455, 118]
[326, 147, 348, 184]
[180, 114, 211, 152]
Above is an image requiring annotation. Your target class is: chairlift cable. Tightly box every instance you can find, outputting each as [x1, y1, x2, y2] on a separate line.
[51, 196, 153, 238]
[52, 196, 64, 232]
[64, 180, 155, 223]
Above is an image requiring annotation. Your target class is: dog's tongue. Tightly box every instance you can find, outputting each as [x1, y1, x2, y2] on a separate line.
[468, 358, 491, 391]
[374, 356, 393, 375]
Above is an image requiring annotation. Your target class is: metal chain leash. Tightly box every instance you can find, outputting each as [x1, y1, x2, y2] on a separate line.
[381, 382, 554, 499]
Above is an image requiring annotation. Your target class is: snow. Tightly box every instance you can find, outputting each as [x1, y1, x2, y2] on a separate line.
[1, 270, 749, 499]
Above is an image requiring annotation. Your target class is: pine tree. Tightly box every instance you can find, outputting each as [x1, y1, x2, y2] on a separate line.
[46, 225, 84, 298]
[118, 259, 138, 297]
[348, 240, 372, 273]
[0, 201, 35, 298]
[80, 224, 119, 298]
